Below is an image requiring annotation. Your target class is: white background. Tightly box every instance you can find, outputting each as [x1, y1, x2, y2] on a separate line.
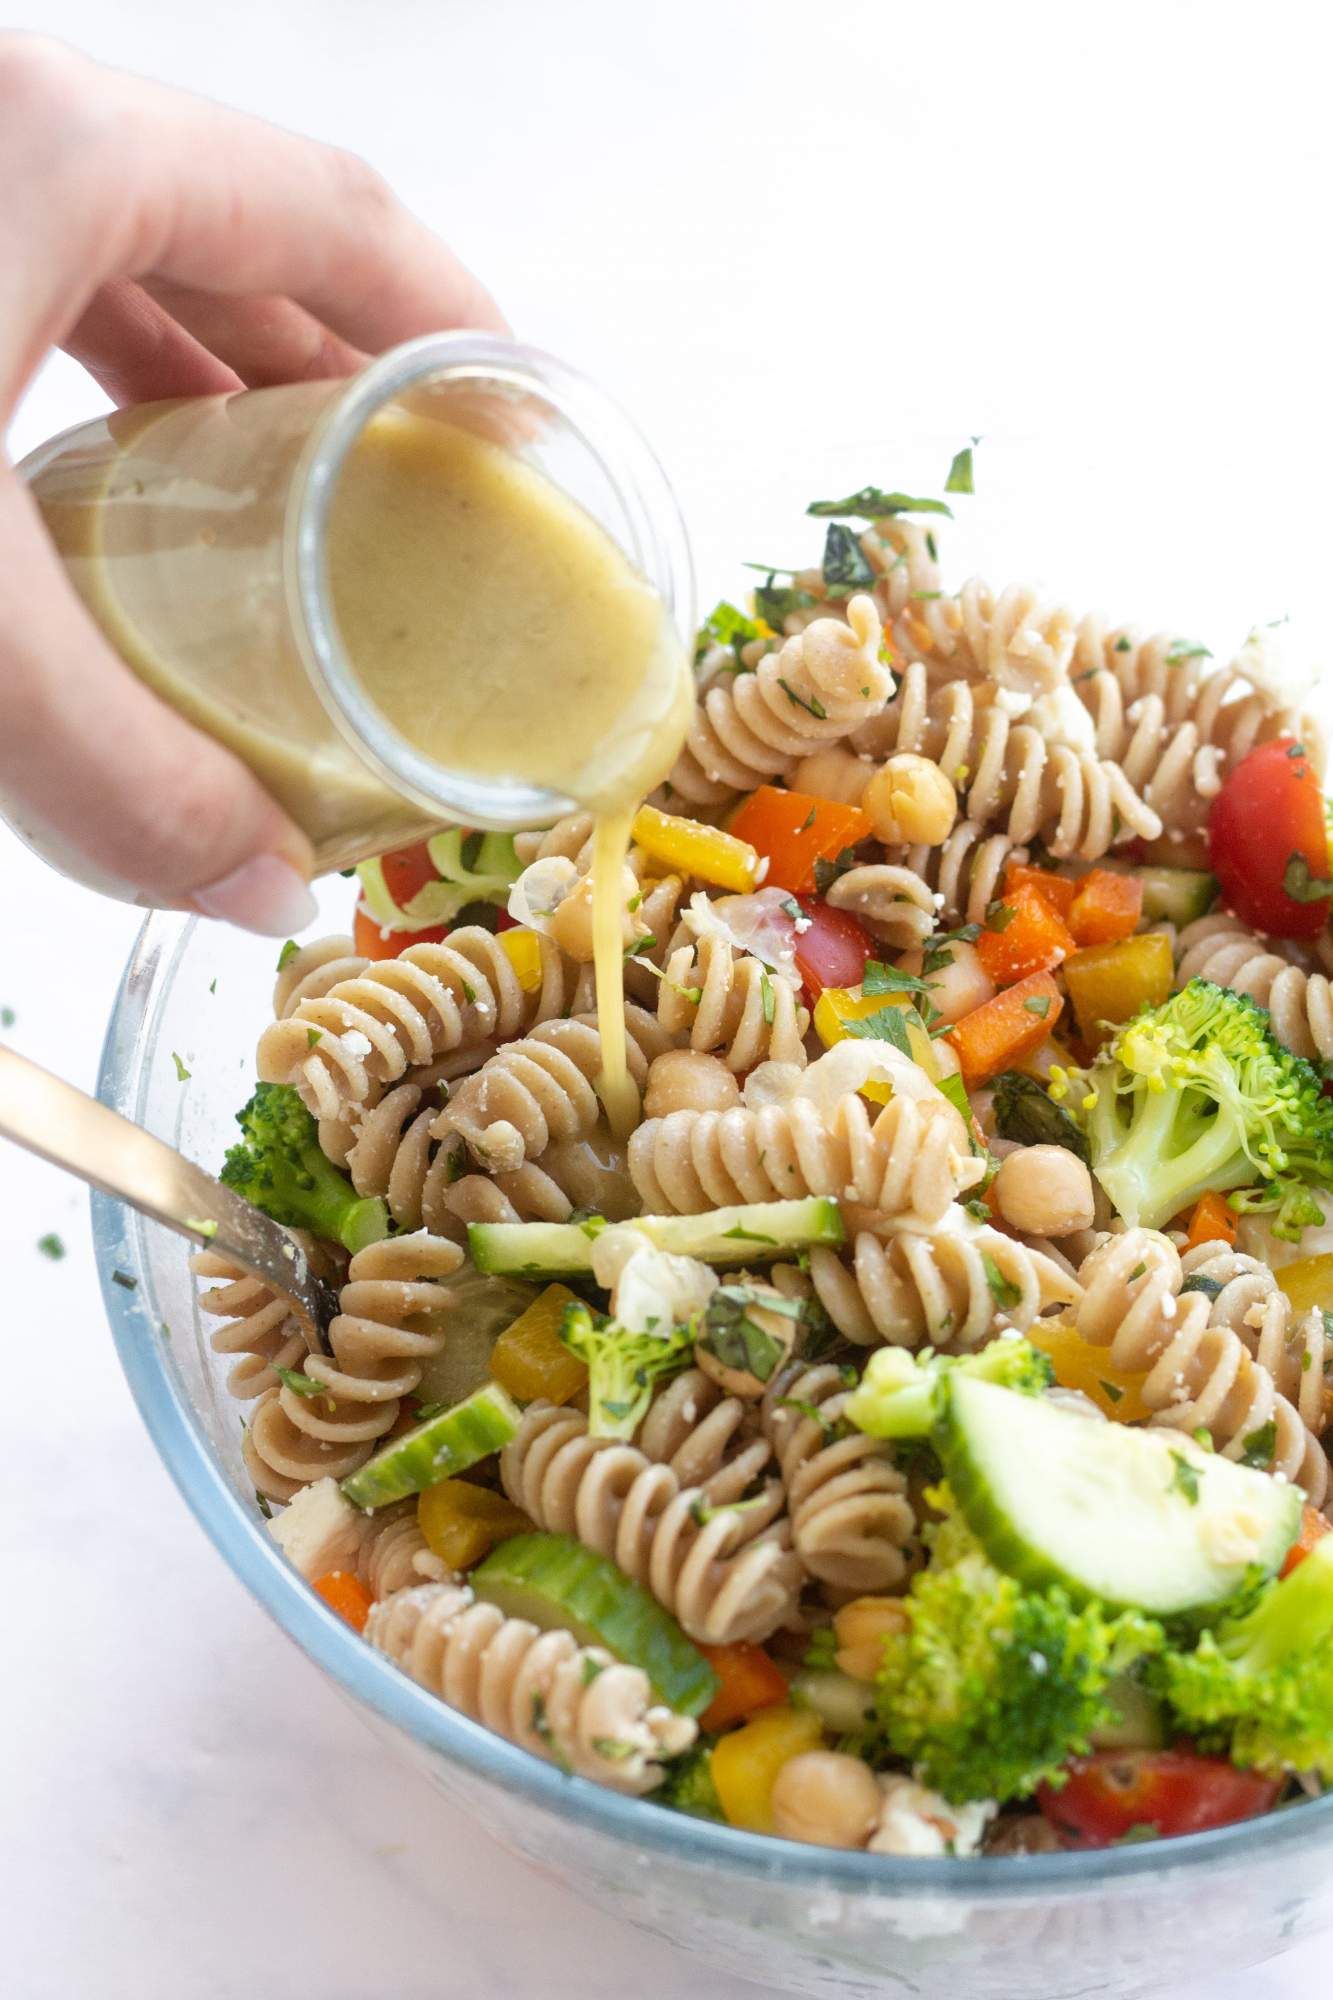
[3, 3, 1332, 1995]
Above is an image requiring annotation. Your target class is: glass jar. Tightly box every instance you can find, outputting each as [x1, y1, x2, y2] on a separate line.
[12, 334, 694, 886]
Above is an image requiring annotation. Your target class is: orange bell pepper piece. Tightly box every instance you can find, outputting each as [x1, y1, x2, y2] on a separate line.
[976, 882, 1076, 987]
[727, 786, 873, 895]
[1002, 860, 1076, 920]
[1068, 869, 1144, 947]
[945, 971, 1065, 1089]
[313, 1571, 374, 1633]
[1184, 1190, 1239, 1251]
[698, 1642, 790, 1732]
[1280, 1504, 1331, 1578]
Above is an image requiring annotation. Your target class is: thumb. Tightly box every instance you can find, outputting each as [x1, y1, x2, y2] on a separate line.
[0, 472, 317, 935]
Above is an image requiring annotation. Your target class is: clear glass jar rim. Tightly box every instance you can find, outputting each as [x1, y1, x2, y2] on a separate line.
[286, 331, 695, 833]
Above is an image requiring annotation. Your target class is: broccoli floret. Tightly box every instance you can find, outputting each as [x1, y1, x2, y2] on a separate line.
[659, 1739, 724, 1820]
[559, 1301, 693, 1440]
[1149, 1536, 1333, 1779]
[875, 1503, 1163, 1803]
[846, 1337, 1054, 1440]
[1053, 978, 1333, 1235]
[356, 830, 520, 933]
[220, 1084, 390, 1253]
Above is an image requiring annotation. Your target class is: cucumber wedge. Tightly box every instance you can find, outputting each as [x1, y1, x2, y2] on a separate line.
[1136, 865, 1217, 926]
[937, 1377, 1300, 1616]
[472, 1530, 717, 1716]
[468, 1197, 845, 1278]
[341, 1382, 521, 1511]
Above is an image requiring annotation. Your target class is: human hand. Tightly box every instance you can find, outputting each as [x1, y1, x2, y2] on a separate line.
[0, 36, 505, 934]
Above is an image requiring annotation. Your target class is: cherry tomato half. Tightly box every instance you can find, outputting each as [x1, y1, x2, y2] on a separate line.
[1209, 738, 1332, 939]
[378, 839, 441, 907]
[1037, 1749, 1281, 1847]
[353, 905, 447, 961]
[792, 897, 876, 1004]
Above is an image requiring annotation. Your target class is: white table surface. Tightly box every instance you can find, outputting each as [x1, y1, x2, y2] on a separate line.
[4, 2, 1332, 1993]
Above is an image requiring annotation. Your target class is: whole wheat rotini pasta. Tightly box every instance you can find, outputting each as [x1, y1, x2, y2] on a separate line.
[1175, 913, 1333, 1064]
[1178, 1241, 1333, 1444]
[629, 1089, 982, 1224]
[240, 1232, 464, 1502]
[655, 933, 809, 1071]
[367, 1582, 695, 1791]
[1075, 1229, 1327, 1502]
[192, 1251, 309, 1402]
[634, 1367, 775, 1499]
[501, 1402, 803, 1644]
[759, 1361, 917, 1593]
[807, 1217, 1081, 1352]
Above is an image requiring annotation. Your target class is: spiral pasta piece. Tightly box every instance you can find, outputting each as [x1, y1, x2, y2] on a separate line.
[669, 595, 896, 807]
[807, 1215, 1081, 1351]
[849, 660, 1161, 860]
[501, 1403, 803, 1644]
[883, 821, 1025, 928]
[628, 1090, 981, 1224]
[1074, 1230, 1326, 1501]
[635, 1368, 775, 1501]
[257, 927, 535, 1121]
[242, 1232, 464, 1503]
[656, 934, 809, 1072]
[1175, 914, 1333, 1064]
[822, 863, 937, 950]
[436, 1006, 673, 1176]
[760, 1362, 916, 1593]
[272, 934, 368, 1018]
[192, 1251, 309, 1401]
[367, 1582, 695, 1791]
[1179, 1242, 1333, 1442]
[894, 579, 1076, 691]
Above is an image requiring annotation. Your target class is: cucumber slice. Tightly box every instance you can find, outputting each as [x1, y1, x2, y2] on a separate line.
[937, 1376, 1301, 1616]
[472, 1530, 717, 1716]
[341, 1382, 521, 1511]
[1136, 866, 1217, 926]
[790, 1667, 876, 1735]
[468, 1197, 845, 1277]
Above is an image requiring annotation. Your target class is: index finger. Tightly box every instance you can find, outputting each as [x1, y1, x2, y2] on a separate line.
[0, 37, 506, 409]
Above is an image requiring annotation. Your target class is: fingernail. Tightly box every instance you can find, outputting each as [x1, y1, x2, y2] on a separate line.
[192, 855, 319, 937]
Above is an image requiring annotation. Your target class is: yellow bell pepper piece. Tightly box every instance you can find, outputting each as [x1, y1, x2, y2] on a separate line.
[498, 926, 543, 993]
[631, 803, 761, 894]
[813, 986, 941, 1100]
[1029, 1320, 1152, 1423]
[710, 1704, 823, 1833]
[489, 1284, 588, 1405]
[1277, 1254, 1333, 1318]
[1062, 934, 1173, 1046]
[418, 1478, 531, 1571]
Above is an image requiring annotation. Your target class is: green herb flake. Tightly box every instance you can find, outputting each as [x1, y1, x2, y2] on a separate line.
[37, 1233, 66, 1261]
[1022, 995, 1052, 1020]
[807, 487, 953, 522]
[1165, 642, 1212, 665]
[111, 1269, 138, 1291]
[1169, 1452, 1201, 1504]
[171, 1051, 191, 1082]
[696, 600, 762, 666]
[626, 892, 643, 914]
[254, 1490, 274, 1520]
[581, 1655, 606, 1686]
[841, 1003, 916, 1057]
[208, 978, 217, 996]
[944, 442, 977, 494]
[625, 934, 657, 959]
[275, 1366, 327, 1400]
[277, 940, 300, 971]
[1282, 853, 1333, 904]
[985, 900, 1016, 933]
[1240, 1419, 1277, 1468]
[779, 895, 804, 921]
[306, 1027, 323, 1048]
[778, 677, 828, 721]
[981, 1253, 1022, 1310]
[1114, 636, 1133, 653]
[185, 1217, 219, 1240]
[1099, 1380, 1124, 1405]
[821, 521, 877, 599]
[864, 960, 931, 999]
[1128, 1262, 1147, 1283]
[0, 1005, 15, 1029]
[799, 807, 818, 833]
[1192, 1427, 1215, 1450]
[1180, 1272, 1223, 1300]
[813, 846, 862, 895]
[760, 970, 776, 1025]
[753, 577, 817, 628]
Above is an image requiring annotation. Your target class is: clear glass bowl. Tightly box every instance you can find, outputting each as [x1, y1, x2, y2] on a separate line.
[96, 890, 1333, 2000]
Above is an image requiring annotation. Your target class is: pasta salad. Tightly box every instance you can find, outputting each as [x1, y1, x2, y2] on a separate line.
[202, 484, 1333, 1858]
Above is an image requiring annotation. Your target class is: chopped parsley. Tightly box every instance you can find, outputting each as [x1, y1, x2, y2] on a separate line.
[778, 678, 828, 721]
[0, 1005, 14, 1029]
[985, 900, 1016, 933]
[1239, 1419, 1277, 1468]
[275, 1366, 327, 1400]
[981, 1253, 1022, 1310]
[1164, 641, 1212, 665]
[821, 521, 876, 598]
[812, 846, 862, 895]
[1169, 1452, 1201, 1504]
[37, 1233, 66, 1261]
[840, 1002, 915, 1057]
[1022, 995, 1051, 1020]
[111, 1269, 138, 1291]
[806, 487, 953, 521]
[696, 600, 762, 666]
[277, 940, 300, 971]
[171, 1051, 191, 1082]
[944, 441, 978, 494]
[1099, 1380, 1124, 1405]
[753, 577, 817, 628]
[306, 1027, 323, 1048]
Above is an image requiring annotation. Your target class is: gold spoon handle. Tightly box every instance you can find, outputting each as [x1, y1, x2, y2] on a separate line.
[0, 1042, 334, 1344]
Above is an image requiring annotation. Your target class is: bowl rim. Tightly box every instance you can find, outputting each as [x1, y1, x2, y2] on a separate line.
[95, 906, 1333, 1899]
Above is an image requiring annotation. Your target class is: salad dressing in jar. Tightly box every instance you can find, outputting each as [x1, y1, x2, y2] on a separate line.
[17, 335, 695, 1122]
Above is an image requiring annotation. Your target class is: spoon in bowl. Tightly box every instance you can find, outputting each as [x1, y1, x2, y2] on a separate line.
[0, 1043, 338, 1349]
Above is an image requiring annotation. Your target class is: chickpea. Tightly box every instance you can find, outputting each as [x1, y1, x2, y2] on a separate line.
[792, 745, 874, 807]
[863, 753, 958, 847]
[992, 1145, 1096, 1237]
[547, 865, 639, 962]
[833, 1595, 910, 1682]
[643, 1049, 740, 1119]
[770, 1751, 882, 1850]
[905, 939, 994, 1027]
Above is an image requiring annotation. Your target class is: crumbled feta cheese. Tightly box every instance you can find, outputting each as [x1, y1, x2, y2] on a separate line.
[590, 1232, 716, 1333]
[868, 1776, 995, 1858]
